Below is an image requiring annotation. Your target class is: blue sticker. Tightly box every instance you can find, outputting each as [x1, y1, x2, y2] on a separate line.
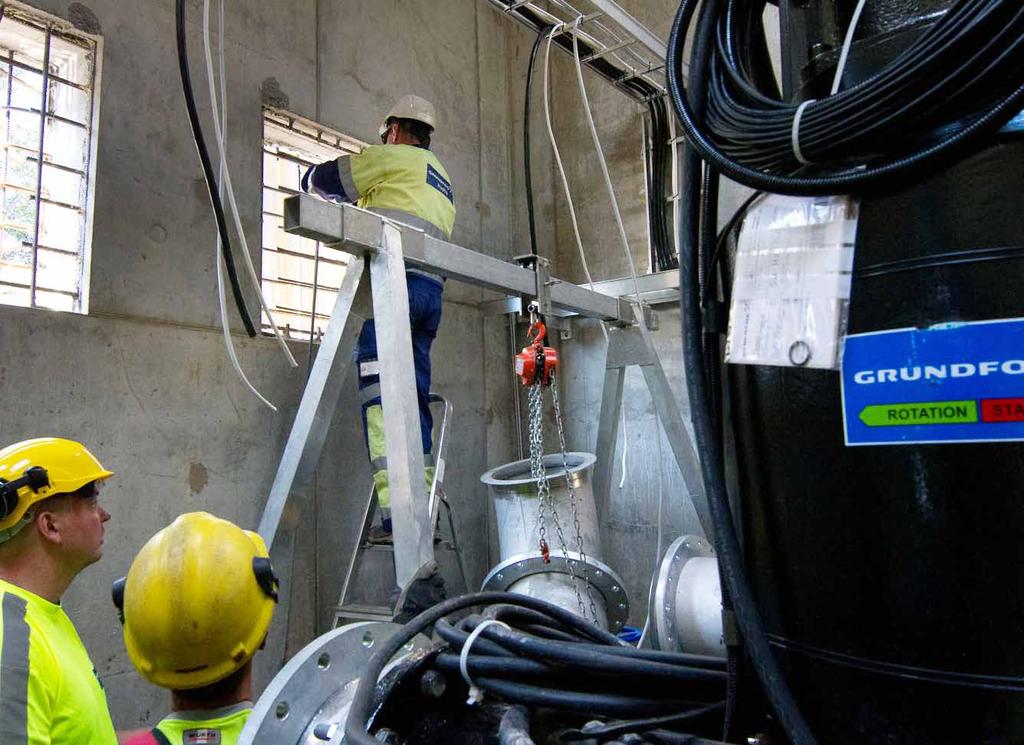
[426, 163, 454, 204]
[841, 318, 1024, 446]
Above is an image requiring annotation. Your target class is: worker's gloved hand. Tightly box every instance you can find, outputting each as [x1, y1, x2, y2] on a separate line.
[391, 560, 447, 623]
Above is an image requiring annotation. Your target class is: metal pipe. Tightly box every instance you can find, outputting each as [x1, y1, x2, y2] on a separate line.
[481, 453, 630, 631]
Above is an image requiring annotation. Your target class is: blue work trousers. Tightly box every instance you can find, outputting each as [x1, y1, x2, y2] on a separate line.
[357, 274, 443, 499]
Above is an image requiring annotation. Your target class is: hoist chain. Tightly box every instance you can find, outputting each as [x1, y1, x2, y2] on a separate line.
[550, 374, 600, 623]
[526, 375, 595, 623]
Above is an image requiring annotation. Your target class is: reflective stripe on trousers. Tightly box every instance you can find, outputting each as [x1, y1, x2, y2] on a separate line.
[357, 274, 443, 510]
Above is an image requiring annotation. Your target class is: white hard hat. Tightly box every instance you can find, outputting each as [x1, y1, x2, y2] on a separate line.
[378, 95, 437, 139]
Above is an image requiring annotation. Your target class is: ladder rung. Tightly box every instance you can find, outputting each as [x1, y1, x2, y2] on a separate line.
[334, 603, 393, 623]
[359, 543, 394, 552]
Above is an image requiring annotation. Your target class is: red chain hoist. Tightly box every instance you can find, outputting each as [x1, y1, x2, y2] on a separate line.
[515, 321, 558, 387]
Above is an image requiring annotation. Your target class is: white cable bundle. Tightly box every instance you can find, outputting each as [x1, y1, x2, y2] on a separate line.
[204, 0, 298, 411]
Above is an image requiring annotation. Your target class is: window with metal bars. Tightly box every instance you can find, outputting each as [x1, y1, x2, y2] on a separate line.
[262, 108, 364, 342]
[0, 3, 100, 313]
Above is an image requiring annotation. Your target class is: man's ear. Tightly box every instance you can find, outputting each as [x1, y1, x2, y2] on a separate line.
[34, 507, 63, 546]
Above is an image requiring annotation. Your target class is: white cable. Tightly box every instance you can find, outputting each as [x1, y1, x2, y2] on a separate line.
[542, 26, 608, 343]
[210, 0, 276, 411]
[202, 0, 297, 369]
[790, 1, 866, 166]
[459, 619, 510, 705]
[637, 410, 666, 648]
[569, 24, 650, 335]
[831, 0, 868, 95]
[617, 397, 628, 489]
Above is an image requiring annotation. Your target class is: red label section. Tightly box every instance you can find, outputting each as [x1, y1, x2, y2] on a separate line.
[981, 398, 1024, 423]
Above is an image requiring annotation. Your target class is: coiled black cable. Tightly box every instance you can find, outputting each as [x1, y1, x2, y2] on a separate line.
[668, 0, 1024, 196]
[344, 592, 727, 745]
[175, 0, 256, 336]
[676, 0, 817, 742]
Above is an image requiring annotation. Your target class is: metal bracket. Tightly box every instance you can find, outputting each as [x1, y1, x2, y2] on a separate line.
[514, 253, 553, 318]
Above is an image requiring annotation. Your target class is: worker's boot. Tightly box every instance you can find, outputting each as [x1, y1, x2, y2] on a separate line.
[367, 516, 393, 545]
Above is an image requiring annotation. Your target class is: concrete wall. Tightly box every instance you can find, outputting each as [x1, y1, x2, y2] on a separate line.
[0, 0, 531, 729]
[538, 0, 767, 627]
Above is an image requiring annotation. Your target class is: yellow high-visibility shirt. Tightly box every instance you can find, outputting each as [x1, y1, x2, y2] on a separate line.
[153, 703, 251, 745]
[337, 144, 456, 240]
[0, 578, 117, 745]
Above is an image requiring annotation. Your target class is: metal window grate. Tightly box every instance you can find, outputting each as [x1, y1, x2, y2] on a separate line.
[0, 3, 100, 313]
[261, 108, 365, 342]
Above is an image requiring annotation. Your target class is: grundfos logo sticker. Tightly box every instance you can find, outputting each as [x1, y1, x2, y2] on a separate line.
[841, 318, 1024, 446]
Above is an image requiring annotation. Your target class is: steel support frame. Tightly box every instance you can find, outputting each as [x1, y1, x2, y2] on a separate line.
[260, 194, 707, 607]
[592, 309, 712, 542]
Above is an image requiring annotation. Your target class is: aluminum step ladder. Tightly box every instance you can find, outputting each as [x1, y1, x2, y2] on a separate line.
[333, 393, 469, 626]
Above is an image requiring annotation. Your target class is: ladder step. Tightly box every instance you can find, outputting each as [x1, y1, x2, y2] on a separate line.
[334, 603, 394, 624]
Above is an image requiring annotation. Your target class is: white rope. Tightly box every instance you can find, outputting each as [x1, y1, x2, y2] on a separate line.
[459, 619, 511, 705]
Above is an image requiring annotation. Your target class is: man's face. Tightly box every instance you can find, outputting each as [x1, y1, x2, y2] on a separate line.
[56, 484, 111, 570]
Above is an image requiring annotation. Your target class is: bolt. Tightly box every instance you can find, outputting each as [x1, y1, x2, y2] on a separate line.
[375, 728, 400, 744]
[420, 670, 447, 698]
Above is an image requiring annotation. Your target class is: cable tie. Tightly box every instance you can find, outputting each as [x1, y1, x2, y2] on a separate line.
[459, 619, 510, 705]
[790, 99, 816, 166]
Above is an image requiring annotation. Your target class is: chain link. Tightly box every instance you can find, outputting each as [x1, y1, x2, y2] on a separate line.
[550, 374, 600, 623]
[527, 380, 591, 620]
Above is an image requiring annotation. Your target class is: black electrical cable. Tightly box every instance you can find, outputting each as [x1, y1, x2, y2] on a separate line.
[345, 593, 727, 745]
[668, 0, 1024, 196]
[524, 25, 551, 259]
[561, 701, 726, 742]
[466, 677, 697, 718]
[439, 615, 727, 671]
[174, 0, 256, 337]
[676, 0, 816, 742]
[647, 95, 679, 273]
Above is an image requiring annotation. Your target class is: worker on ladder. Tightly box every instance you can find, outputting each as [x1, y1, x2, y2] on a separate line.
[114, 512, 278, 745]
[302, 94, 456, 545]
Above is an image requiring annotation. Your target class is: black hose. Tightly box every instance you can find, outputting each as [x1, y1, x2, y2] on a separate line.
[345, 593, 726, 745]
[465, 677, 698, 718]
[524, 25, 551, 258]
[668, 0, 1024, 195]
[675, 0, 816, 743]
[174, 0, 256, 337]
[561, 701, 725, 742]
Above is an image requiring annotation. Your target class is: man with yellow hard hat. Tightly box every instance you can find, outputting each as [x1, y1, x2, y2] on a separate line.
[114, 512, 278, 745]
[302, 94, 456, 545]
[0, 437, 118, 744]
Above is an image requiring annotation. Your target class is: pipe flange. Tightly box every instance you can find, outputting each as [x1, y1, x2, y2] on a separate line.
[481, 551, 630, 632]
[650, 535, 715, 652]
[238, 622, 431, 745]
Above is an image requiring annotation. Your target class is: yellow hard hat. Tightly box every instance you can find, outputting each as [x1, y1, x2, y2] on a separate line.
[0, 438, 113, 532]
[116, 512, 278, 690]
[379, 94, 437, 138]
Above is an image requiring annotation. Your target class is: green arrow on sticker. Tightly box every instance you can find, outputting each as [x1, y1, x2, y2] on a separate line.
[858, 400, 978, 427]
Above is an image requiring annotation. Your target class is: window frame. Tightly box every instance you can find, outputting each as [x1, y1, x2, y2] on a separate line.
[260, 107, 365, 343]
[0, 0, 102, 314]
